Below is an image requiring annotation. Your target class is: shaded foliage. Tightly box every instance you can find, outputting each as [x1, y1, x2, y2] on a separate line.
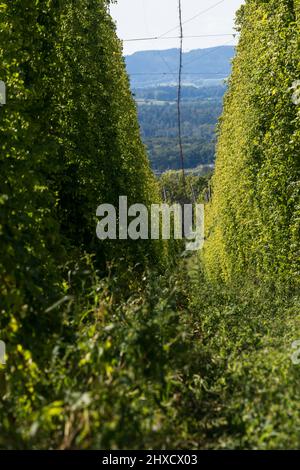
[0, 0, 164, 319]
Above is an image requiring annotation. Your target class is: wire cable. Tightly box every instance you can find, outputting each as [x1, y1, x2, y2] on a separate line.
[159, 0, 226, 38]
[130, 72, 229, 76]
[177, 0, 185, 188]
[184, 37, 237, 68]
[123, 33, 236, 42]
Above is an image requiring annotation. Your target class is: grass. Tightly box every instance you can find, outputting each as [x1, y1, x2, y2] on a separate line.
[1, 256, 300, 449]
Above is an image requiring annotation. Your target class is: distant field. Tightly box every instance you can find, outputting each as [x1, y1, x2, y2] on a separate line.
[134, 85, 225, 171]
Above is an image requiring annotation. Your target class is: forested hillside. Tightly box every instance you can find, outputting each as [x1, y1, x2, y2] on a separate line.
[126, 47, 233, 173]
[0, 0, 300, 452]
[125, 46, 235, 88]
[137, 90, 223, 170]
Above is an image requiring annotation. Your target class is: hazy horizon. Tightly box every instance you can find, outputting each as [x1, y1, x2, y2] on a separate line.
[124, 43, 235, 57]
[110, 0, 244, 55]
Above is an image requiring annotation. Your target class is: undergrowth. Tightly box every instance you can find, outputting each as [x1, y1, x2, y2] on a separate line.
[1, 256, 300, 449]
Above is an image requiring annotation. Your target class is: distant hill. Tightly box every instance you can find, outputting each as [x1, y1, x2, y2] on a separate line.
[125, 46, 235, 88]
[133, 84, 226, 102]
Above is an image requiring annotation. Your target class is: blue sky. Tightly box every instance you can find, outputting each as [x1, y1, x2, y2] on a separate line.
[110, 0, 244, 55]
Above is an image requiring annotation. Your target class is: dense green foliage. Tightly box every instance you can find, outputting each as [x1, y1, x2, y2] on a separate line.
[204, 0, 300, 288]
[0, 0, 166, 445]
[0, 0, 163, 315]
[1, 0, 300, 452]
[2, 258, 300, 449]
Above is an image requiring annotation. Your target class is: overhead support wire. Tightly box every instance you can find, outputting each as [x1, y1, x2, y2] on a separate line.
[123, 33, 237, 42]
[131, 72, 228, 76]
[177, 0, 185, 191]
[159, 0, 226, 38]
[121, 0, 237, 201]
